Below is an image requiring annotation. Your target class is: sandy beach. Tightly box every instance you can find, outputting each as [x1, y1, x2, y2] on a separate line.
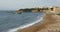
[18, 11, 60, 32]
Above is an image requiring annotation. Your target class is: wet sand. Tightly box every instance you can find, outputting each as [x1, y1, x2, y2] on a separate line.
[18, 14, 60, 32]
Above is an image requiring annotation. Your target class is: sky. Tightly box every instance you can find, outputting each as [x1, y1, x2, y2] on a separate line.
[0, 0, 60, 10]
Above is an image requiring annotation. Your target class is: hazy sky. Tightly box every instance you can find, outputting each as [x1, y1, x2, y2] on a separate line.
[0, 0, 60, 10]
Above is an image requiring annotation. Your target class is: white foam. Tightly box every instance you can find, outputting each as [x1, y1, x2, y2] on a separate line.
[19, 17, 43, 29]
[7, 16, 43, 32]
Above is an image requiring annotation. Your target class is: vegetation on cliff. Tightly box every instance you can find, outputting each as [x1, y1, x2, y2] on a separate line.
[16, 6, 60, 14]
[16, 7, 49, 14]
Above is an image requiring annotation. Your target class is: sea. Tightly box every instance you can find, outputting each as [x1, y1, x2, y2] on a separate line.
[0, 11, 44, 32]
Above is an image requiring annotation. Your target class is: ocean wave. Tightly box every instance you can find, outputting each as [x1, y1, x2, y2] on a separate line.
[7, 16, 43, 32]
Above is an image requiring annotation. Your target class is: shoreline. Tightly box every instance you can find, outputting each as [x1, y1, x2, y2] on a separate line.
[7, 16, 44, 32]
[18, 12, 60, 32]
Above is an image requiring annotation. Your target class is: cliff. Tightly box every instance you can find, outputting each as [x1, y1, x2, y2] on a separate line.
[16, 7, 60, 14]
[16, 7, 49, 14]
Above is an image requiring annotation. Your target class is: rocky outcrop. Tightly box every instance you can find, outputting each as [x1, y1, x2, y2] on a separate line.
[16, 7, 49, 14]
[16, 7, 60, 14]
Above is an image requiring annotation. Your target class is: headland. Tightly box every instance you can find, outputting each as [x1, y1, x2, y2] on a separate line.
[16, 6, 60, 14]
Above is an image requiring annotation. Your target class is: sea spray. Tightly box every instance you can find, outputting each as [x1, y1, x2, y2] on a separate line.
[7, 15, 44, 32]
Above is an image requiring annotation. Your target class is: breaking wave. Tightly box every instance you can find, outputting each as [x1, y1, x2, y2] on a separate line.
[7, 16, 44, 32]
